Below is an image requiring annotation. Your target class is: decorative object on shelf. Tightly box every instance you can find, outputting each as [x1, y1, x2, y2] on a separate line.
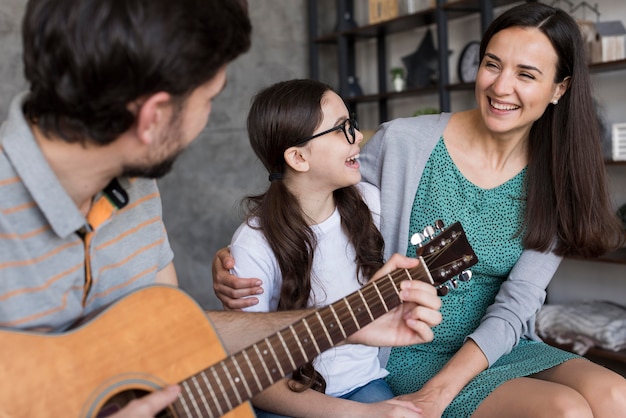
[457, 41, 481, 83]
[402, 29, 439, 88]
[369, 0, 399, 24]
[588, 20, 626, 63]
[334, 0, 358, 32]
[399, 0, 434, 15]
[612, 123, 626, 161]
[346, 75, 363, 98]
[390, 67, 406, 92]
[412, 107, 439, 117]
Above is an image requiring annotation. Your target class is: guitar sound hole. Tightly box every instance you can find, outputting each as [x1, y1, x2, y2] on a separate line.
[97, 389, 173, 418]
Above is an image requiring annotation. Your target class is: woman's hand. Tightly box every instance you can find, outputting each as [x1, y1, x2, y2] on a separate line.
[212, 246, 262, 310]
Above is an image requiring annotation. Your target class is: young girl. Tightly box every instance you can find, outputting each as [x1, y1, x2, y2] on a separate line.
[228, 79, 424, 418]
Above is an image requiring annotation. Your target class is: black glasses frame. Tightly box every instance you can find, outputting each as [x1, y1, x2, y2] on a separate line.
[292, 118, 358, 147]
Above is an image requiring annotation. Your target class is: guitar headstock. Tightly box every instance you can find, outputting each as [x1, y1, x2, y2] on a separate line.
[410, 220, 478, 296]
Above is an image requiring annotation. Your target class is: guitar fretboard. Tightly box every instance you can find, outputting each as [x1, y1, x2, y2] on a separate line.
[170, 264, 423, 417]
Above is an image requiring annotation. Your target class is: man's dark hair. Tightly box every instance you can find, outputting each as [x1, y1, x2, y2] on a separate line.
[21, 0, 251, 145]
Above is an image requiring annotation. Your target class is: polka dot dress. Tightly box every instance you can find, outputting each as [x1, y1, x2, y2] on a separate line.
[385, 138, 578, 417]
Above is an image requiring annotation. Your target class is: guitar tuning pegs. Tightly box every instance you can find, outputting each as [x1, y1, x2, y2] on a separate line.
[423, 225, 436, 239]
[434, 219, 445, 231]
[410, 232, 425, 246]
[436, 285, 449, 296]
[458, 270, 472, 282]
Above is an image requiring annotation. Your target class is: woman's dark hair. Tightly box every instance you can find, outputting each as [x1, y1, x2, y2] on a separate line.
[480, 2, 624, 257]
[245, 79, 385, 393]
[21, 0, 251, 145]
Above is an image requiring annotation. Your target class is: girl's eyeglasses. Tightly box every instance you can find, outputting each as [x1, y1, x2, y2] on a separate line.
[292, 118, 358, 147]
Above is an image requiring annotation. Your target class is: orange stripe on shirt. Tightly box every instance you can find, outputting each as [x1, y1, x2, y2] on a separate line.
[0, 262, 83, 302]
[86, 264, 158, 305]
[0, 225, 51, 240]
[118, 191, 160, 214]
[0, 176, 20, 187]
[0, 240, 81, 270]
[0, 291, 71, 328]
[94, 216, 160, 251]
[2, 201, 36, 215]
[95, 237, 165, 277]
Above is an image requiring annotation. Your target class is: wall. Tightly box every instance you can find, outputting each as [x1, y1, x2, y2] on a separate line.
[0, 0, 308, 310]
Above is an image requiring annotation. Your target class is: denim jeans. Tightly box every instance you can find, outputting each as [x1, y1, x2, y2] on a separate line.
[253, 378, 394, 418]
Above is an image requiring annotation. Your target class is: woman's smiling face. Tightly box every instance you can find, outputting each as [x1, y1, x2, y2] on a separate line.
[475, 26, 569, 139]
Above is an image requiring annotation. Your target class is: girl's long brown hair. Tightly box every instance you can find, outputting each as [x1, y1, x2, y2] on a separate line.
[244, 79, 385, 392]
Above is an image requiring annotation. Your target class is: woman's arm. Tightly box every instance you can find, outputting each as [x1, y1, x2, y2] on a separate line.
[396, 339, 488, 418]
[468, 249, 563, 365]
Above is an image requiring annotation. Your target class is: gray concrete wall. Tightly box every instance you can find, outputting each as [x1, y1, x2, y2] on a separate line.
[0, 1, 308, 310]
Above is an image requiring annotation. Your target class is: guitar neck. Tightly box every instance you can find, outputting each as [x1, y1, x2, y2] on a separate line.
[171, 263, 428, 417]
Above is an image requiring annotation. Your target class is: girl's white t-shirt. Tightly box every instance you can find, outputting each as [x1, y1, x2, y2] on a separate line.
[229, 182, 387, 397]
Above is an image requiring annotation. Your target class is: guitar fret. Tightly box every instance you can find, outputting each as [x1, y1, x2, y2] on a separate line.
[372, 280, 389, 312]
[276, 332, 297, 370]
[252, 343, 274, 384]
[357, 289, 375, 321]
[188, 377, 210, 416]
[403, 268, 413, 281]
[388, 273, 401, 295]
[328, 304, 347, 339]
[302, 317, 321, 354]
[210, 366, 232, 413]
[218, 361, 241, 406]
[288, 324, 309, 361]
[343, 297, 361, 330]
[185, 379, 202, 416]
[242, 349, 263, 393]
[315, 311, 333, 346]
[191, 376, 212, 417]
[229, 355, 252, 400]
[177, 385, 194, 417]
[200, 371, 222, 417]
[264, 337, 287, 378]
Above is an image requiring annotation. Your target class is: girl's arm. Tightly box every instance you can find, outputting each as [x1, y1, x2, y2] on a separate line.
[252, 379, 424, 418]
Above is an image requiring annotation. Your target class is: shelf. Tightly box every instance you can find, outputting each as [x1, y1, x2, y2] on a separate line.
[590, 59, 626, 74]
[314, 9, 437, 43]
[345, 85, 439, 104]
[605, 160, 626, 166]
[569, 248, 626, 265]
[313, 0, 525, 43]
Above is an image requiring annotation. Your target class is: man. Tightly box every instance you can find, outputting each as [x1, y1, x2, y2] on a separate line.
[0, 0, 442, 416]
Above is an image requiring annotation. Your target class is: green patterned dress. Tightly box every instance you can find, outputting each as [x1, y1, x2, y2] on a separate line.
[385, 138, 578, 417]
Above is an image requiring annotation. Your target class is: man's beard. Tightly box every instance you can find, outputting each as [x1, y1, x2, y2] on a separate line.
[122, 106, 185, 179]
[122, 150, 181, 179]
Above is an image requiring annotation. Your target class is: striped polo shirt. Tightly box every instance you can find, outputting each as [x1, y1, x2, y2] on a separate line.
[0, 93, 174, 332]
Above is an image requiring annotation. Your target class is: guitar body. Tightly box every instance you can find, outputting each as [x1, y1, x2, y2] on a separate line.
[0, 286, 253, 418]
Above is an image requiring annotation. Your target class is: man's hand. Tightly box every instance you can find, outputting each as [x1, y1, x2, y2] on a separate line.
[212, 246, 262, 310]
[347, 254, 442, 347]
[110, 385, 181, 418]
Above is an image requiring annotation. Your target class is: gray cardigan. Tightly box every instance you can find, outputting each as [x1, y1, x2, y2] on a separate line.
[360, 113, 563, 367]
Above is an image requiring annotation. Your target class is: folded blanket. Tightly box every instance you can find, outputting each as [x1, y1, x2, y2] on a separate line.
[536, 301, 626, 355]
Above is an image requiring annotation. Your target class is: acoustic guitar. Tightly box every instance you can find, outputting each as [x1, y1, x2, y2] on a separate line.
[0, 221, 477, 418]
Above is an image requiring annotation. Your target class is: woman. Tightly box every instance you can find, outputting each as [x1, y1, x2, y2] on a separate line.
[213, 3, 626, 417]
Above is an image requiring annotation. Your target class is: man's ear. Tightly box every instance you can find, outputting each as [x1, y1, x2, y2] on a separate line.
[135, 92, 173, 145]
[284, 146, 310, 173]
